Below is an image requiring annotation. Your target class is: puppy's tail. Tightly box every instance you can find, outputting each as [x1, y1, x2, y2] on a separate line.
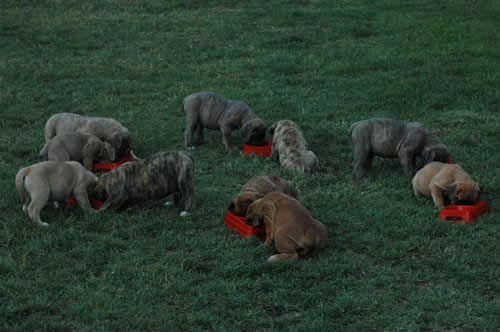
[15, 167, 30, 205]
[38, 144, 49, 162]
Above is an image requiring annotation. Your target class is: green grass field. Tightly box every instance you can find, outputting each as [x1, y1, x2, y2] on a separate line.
[1, 0, 499, 331]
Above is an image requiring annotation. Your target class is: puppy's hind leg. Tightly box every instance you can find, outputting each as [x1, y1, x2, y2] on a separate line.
[353, 145, 369, 179]
[27, 192, 50, 227]
[268, 251, 299, 262]
[185, 118, 198, 150]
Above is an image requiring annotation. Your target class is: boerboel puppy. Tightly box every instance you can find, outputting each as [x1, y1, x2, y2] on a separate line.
[39, 132, 116, 172]
[412, 161, 481, 209]
[348, 117, 449, 179]
[228, 174, 298, 217]
[182, 91, 266, 150]
[269, 120, 318, 174]
[246, 192, 327, 261]
[92, 151, 195, 216]
[15, 161, 98, 226]
[44, 112, 133, 159]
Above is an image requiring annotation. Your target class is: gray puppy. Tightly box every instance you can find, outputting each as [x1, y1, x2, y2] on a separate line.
[182, 91, 266, 150]
[269, 120, 318, 174]
[92, 151, 195, 216]
[39, 132, 116, 171]
[348, 117, 449, 179]
[15, 161, 98, 226]
[44, 112, 132, 158]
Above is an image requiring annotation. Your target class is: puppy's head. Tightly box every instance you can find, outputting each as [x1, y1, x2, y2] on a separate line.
[97, 142, 117, 163]
[447, 181, 481, 205]
[87, 177, 108, 202]
[240, 119, 266, 146]
[245, 198, 264, 226]
[422, 144, 450, 165]
[228, 191, 263, 217]
[111, 130, 132, 158]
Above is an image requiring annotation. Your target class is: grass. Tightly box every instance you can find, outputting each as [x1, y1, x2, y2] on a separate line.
[1, 0, 499, 330]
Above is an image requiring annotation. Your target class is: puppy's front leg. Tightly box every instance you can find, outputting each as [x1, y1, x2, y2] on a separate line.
[73, 188, 97, 213]
[429, 182, 446, 209]
[398, 149, 416, 177]
[220, 125, 234, 150]
[263, 216, 273, 245]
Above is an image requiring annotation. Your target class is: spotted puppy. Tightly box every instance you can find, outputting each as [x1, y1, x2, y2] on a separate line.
[182, 91, 267, 150]
[92, 151, 195, 216]
[44, 112, 133, 158]
[349, 117, 449, 178]
[269, 120, 318, 173]
[228, 174, 298, 216]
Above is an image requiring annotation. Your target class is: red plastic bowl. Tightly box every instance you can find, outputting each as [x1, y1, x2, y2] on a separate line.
[243, 140, 272, 158]
[67, 196, 104, 210]
[93, 152, 133, 173]
[224, 210, 266, 240]
[439, 200, 490, 223]
[448, 157, 453, 164]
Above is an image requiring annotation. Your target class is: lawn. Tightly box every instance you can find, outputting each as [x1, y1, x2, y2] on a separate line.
[1, 0, 499, 331]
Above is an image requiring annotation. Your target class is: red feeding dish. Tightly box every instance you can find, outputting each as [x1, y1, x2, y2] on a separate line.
[448, 157, 453, 164]
[243, 140, 272, 158]
[439, 200, 490, 223]
[224, 210, 266, 240]
[67, 196, 104, 210]
[93, 152, 133, 173]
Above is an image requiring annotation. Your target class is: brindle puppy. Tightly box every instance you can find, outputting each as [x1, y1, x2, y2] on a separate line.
[348, 117, 449, 179]
[182, 91, 266, 150]
[44, 113, 133, 158]
[92, 151, 195, 216]
[269, 120, 318, 174]
[228, 174, 298, 216]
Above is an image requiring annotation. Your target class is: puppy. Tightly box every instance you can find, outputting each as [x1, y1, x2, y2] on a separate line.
[269, 120, 318, 173]
[44, 113, 133, 158]
[92, 151, 195, 216]
[412, 161, 481, 209]
[349, 117, 449, 178]
[246, 192, 327, 261]
[39, 132, 116, 171]
[182, 91, 266, 150]
[15, 161, 98, 226]
[228, 174, 298, 217]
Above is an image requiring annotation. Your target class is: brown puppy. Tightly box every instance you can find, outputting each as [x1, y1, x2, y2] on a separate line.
[44, 113, 133, 158]
[349, 117, 449, 178]
[15, 161, 98, 226]
[182, 91, 266, 150]
[92, 151, 195, 216]
[39, 132, 116, 171]
[246, 192, 327, 261]
[412, 161, 481, 209]
[228, 174, 298, 216]
[269, 120, 318, 174]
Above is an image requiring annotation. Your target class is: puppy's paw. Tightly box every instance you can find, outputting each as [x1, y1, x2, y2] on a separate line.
[179, 211, 189, 217]
[164, 201, 174, 207]
[187, 146, 196, 150]
[267, 255, 279, 262]
[38, 221, 49, 227]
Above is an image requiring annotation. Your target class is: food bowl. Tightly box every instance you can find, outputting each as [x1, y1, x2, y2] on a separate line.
[439, 200, 490, 223]
[224, 210, 266, 240]
[243, 140, 272, 158]
[67, 196, 105, 210]
[93, 152, 134, 173]
[448, 157, 453, 164]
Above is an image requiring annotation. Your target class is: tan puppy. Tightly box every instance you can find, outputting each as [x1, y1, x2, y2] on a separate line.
[15, 161, 98, 226]
[269, 120, 317, 173]
[228, 174, 298, 216]
[412, 162, 481, 209]
[44, 113, 133, 158]
[39, 132, 116, 171]
[246, 192, 327, 261]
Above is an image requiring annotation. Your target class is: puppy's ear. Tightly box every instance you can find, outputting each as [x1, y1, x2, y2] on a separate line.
[447, 182, 460, 203]
[240, 123, 253, 143]
[421, 147, 436, 165]
[110, 132, 123, 150]
[103, 142, 116, 162]
[269, 123, 277, 137]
